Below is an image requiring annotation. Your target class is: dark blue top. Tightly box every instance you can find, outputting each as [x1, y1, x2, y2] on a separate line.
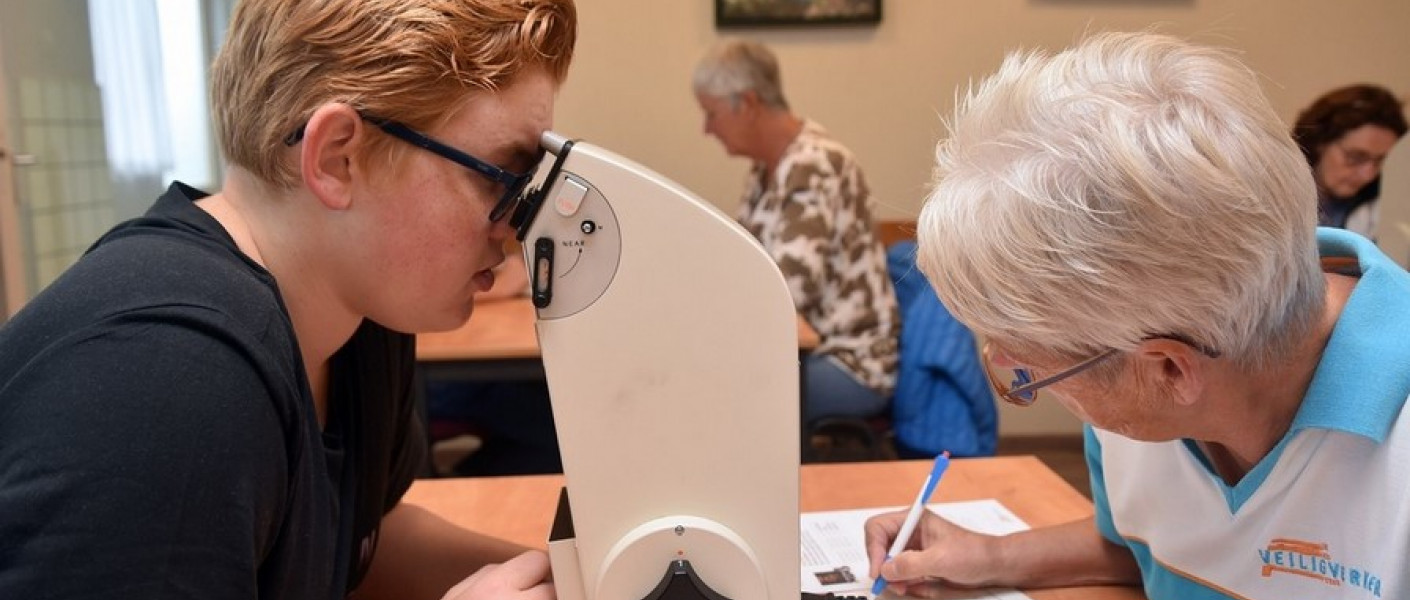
[886, 241, 996, 457]
[0, 183, 424, 599]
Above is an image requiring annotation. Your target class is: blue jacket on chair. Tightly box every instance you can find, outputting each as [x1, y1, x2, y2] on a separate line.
[887, 241, 997, 457]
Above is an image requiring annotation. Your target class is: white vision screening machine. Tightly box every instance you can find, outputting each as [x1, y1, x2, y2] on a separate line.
[505, 133, 863, 600]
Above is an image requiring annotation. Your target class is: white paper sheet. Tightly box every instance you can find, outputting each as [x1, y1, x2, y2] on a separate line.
[800, 499, 1033, 599]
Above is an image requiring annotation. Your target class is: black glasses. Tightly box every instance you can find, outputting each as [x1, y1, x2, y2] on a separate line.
[284, 113, 539, 222]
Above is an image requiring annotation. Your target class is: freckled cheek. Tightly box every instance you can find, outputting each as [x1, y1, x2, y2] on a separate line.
[413, 221, 476, 269]
[373, 209, 461, 275]
[412, 185, 482, 245]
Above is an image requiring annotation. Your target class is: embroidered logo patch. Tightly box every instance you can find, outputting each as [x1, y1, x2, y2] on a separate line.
[1258, 538, 1383, 598]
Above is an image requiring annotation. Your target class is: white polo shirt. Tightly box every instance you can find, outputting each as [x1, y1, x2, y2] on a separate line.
[1088, 228, 1410, 600]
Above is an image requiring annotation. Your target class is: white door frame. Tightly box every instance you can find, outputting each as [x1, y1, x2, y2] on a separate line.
[0, 38, 28, 320]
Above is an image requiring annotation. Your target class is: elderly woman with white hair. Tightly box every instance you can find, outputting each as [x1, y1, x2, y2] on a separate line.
[864, 32, 1410, 599]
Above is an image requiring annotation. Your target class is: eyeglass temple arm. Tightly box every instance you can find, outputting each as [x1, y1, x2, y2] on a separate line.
[1007, 347, 1121, 396]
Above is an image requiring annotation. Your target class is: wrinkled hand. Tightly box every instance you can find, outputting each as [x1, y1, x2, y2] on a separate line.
[440, 550, 555, 600]
[864, 508, 1001, 598]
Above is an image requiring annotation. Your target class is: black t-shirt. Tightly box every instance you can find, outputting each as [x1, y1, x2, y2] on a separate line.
[0, 183, 425, 599]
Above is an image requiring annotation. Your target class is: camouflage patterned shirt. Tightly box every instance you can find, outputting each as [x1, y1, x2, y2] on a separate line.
[737, 120, 899, 396]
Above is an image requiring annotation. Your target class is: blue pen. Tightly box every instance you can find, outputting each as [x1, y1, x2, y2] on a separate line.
[871, 451, 951, 596]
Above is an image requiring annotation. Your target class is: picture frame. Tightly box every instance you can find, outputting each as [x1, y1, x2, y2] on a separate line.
[715, 0, 882, 28]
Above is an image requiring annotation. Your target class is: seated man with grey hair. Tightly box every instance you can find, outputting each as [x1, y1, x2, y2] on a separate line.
[863, 32, 1410, 599]
[692, 39, 900, 429]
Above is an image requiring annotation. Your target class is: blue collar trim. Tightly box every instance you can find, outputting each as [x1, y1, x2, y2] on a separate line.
[1294, 228, 1410, 442]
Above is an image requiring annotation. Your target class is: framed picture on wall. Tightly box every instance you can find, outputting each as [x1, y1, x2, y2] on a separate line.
[715, 0, 882, 27]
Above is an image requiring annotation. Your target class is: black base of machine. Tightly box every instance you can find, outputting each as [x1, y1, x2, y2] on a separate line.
[640, 559, 729, 600]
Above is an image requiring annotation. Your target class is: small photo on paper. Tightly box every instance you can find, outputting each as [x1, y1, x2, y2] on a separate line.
[813, 565, 856, 586]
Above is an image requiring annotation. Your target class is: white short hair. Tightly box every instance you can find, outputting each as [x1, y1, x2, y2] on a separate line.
[917, 32, 1323, 368]
[692, 39, 790, 110]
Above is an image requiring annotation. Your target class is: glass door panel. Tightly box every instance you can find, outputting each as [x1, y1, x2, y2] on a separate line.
[0, 0, 223, 320]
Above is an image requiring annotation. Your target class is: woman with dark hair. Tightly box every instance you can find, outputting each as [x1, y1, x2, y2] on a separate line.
[1292, 84, 1407, 239]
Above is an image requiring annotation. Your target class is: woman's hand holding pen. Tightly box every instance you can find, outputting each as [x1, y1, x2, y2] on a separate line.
[863, 509, 1005, 597]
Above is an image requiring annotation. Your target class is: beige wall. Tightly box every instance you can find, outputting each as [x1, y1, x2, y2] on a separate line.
[553, 0, 1410, 436]
[557, 0, 1410, 232]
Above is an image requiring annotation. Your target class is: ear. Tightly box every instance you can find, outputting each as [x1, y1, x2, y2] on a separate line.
[297, 104, 364, 211]
[736, 90, 763, 114]
[1135, 338, 1206, 407]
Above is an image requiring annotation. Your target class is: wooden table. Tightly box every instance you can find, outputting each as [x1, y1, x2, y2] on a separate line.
[416, 299, 553, 382]
[416, 297, 820, 381]
[412, 297, 826, 472]
[405, 456, 1145, 600]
